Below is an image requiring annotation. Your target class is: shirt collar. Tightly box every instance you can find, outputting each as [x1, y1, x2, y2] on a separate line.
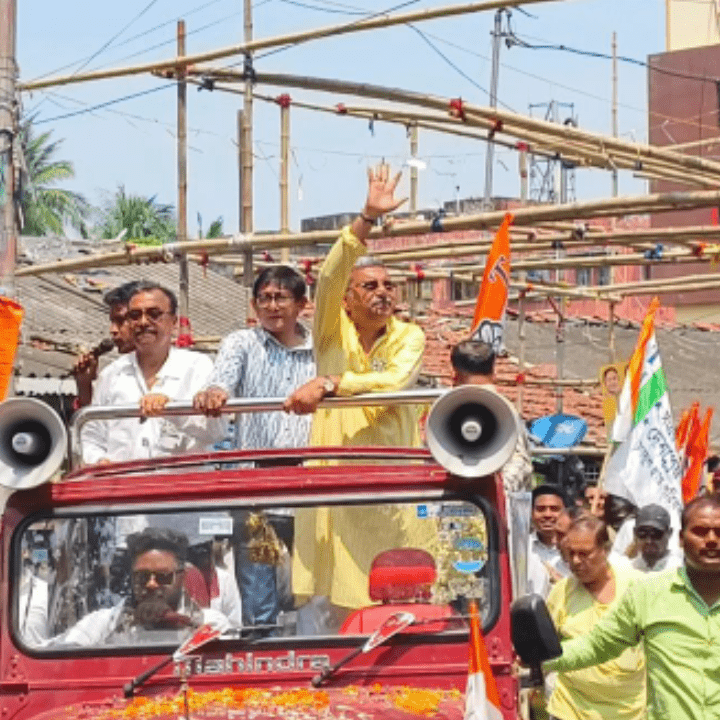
[128, 346, 183, 383]
[258, 323, 312, 351]
[669, 566, 720, 611]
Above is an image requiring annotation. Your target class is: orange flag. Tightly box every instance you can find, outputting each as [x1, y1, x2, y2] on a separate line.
[675, 406, 693, 450]
[0, 297, 22, 400]
[470, 213, 513, 353]
[682, 406, 713, 503]
[464, 600, 502, 720]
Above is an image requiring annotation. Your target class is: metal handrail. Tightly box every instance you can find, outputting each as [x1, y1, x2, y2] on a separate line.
[69, 388, 445, 468]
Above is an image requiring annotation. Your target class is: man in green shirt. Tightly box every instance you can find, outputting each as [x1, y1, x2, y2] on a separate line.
[546, 493, 720, 720]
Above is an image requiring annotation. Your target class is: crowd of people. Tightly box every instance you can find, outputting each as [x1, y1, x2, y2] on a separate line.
[63, 163, 720, 718]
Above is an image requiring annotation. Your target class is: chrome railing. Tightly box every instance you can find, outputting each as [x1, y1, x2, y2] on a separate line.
[69, 388, 445, 469]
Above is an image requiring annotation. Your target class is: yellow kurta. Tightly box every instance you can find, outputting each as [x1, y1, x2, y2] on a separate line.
[293, 225, 429, 609]
[546, 562, 647, 720]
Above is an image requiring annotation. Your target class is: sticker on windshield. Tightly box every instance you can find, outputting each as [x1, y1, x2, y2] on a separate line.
[198, 516, 233, 536]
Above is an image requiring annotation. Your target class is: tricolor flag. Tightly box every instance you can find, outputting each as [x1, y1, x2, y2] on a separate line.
[470, 213, 513, 354]
[465, 600, 502, 720]
[603, 298, 682, 516]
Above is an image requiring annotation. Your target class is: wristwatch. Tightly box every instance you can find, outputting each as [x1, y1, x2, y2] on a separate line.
[320, 376, 336, 396]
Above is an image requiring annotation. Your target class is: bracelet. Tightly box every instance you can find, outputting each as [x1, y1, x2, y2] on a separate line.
[360, 212, 378, 225]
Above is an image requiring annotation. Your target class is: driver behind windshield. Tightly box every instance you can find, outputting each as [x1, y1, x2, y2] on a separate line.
[54, 528, 232, 646]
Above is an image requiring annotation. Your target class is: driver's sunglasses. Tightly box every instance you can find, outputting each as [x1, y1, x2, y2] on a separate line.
[132, 569, 179, 586]
[635, 528, 664, 541]
[127, 307, 170, 322]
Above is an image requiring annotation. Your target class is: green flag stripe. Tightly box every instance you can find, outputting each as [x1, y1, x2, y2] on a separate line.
[634, 369, 667, 424]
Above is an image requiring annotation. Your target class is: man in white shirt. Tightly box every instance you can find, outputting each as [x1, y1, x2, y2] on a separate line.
[630, 504, 682, 573]
[527, 485, 565, 598]
[81, 282, 221, 464]
[58, 528, 231, 647]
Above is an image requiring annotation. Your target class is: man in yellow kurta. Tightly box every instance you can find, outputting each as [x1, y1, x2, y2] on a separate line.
[285, 164, 428, 612]
[545, 515, 646, 720]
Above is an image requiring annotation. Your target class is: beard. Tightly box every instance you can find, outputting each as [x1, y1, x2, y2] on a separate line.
[133, 596, 192, 630]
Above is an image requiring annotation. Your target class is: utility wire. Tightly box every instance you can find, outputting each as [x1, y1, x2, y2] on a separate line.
[226, 0, 421, 65]
[407, 24, 516, 112]
[74, 0, 163, 76]
[510, 32, 720, 85]
[34, 85, 172, 125]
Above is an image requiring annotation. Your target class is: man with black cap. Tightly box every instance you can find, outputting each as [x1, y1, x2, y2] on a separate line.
[528, 484, 565, 597]
[631, 504, 681, 573]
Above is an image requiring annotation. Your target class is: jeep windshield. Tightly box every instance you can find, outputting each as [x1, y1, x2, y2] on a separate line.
[14, 496, 496, 652]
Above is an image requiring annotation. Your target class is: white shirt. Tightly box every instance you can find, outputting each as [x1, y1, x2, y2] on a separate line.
[82, 347, 222, 465]
[211, 567, 243, 628]
[630, 550, 683, 573]
[19, 571, 48, 646]
[527, 530, 561, 599]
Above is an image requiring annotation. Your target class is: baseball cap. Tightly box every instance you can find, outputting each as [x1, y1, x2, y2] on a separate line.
[635, 504, 671, 532]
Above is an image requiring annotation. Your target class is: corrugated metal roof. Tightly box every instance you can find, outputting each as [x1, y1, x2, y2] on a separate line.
[14, 236, 250, 378]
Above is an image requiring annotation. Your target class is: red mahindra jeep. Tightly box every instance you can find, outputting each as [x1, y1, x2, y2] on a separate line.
[0, 388, 555, 720]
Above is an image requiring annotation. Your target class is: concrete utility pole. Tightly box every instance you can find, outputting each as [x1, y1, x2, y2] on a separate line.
[241, 0, 254, 287]
[611, 32, 618, 198]
[177, 20, 189, 322]
[0, 0, 17, 298]
[483, 8, 503, 209]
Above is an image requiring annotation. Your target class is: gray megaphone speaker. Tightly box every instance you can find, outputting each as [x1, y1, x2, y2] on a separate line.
[0, 397, 67, 491]
[426, 386, 520, 478]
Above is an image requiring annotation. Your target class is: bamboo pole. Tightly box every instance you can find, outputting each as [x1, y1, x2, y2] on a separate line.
[20, 0, 560, 91]
[280, 96, 290, 262]
[608, 301, 616, 362]
[247, 80, 720, 185]
[177, 21, 190, 324]
[242, 0, 254, 289]
[17, 189, 720, 277]
[202, 71, 720, 183]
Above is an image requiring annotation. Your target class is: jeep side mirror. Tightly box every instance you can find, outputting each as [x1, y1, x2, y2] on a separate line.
[510, 593, 562, 684]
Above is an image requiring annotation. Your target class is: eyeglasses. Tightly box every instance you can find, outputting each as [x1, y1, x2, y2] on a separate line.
[132, 569, 180, 586]
[635, 528, 665, 541]
[255, 293, 295, 308]
[353, 279, 397, 294]
[127, 307, 171, 322]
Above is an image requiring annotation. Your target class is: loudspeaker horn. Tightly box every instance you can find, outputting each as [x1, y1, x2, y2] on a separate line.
[426, 385, 520, 478]
[0, 397, 67, 491]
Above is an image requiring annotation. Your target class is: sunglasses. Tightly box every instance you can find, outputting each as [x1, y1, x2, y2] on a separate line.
[635, 528, 665, 541]
[132, 569, 180, 586]
[127, 307, 171, 322]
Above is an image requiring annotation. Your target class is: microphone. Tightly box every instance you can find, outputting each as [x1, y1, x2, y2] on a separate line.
[90, 338, 116, 358]
[65, 338, 116, 378]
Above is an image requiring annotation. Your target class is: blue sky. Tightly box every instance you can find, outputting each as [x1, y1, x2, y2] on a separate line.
[19, 0, 664, 236]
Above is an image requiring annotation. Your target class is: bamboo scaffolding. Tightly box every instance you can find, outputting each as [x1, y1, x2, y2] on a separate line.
[17, 189, 720, 277]
[229, 76, 720, 187]
[593, 272, 720, 295]
[20, 0, 559, 91]
[189, 70, 720, 185]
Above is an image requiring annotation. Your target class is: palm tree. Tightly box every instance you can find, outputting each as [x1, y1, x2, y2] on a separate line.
[206, 216, 223, 238]
[19, 116, 90, 236]
[97, 185, 176, 244]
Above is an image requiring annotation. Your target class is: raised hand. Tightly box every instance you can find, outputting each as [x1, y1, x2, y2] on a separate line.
[363, 162, 406, 220]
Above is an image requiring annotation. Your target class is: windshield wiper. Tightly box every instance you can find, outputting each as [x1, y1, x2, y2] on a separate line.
[311, 611, 415, 687]
[124, 622, 223, 698]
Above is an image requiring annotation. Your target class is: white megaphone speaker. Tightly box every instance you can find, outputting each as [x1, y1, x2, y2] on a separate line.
[0, 397, 67, 492]
[426, 386, 521, 478]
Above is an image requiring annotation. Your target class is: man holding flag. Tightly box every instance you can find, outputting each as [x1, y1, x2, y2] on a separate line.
[602, 298, 682, 520]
